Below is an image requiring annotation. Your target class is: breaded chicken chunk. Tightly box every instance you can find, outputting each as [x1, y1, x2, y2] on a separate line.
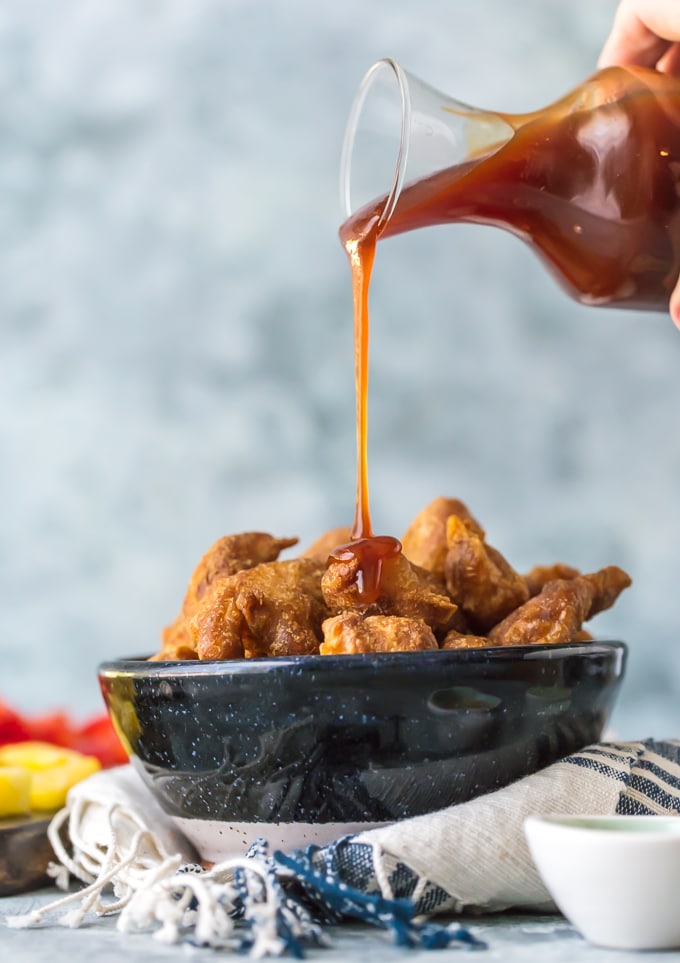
[322, 547, 457, 633]
[401, 497, 483, 580]
[320, 612, 438, 654]
[488, 565, 631, 647]
[585, 565, 633, 617]
[444, 515, 529, 632]
[191, 557, 328, 660]
[157, 532, 297, 660]
[523, 562, 580, 597]
[440, 630, 492, 650]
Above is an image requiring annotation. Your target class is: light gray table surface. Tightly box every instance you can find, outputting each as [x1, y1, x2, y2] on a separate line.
[3, 888, 680, 962]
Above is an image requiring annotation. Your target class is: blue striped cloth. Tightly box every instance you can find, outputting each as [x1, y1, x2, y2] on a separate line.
[263, 738, 680, 951]
[570, 740, 680, 815]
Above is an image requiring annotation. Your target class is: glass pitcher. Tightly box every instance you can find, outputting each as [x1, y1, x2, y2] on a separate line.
[340, 59, 680, 311]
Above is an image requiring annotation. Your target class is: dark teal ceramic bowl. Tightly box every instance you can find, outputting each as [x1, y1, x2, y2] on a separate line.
[99, 641, 626, 861]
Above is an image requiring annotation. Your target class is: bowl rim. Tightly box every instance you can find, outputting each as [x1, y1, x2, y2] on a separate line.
[526, 813, 680, 838]
[98, 639, 627, 678]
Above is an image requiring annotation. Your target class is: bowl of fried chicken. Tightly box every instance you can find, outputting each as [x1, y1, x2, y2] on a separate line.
[99, 497, 629, 863]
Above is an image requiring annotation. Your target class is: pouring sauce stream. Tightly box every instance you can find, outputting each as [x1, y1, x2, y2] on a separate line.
[328, 205, 402, 605]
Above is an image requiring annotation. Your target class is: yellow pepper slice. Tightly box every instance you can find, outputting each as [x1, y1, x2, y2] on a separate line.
[0, 765, 32, 817]
[0, 741, 101, 811]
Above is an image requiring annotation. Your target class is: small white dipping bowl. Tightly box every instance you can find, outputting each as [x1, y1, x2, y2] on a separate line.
[525, 814, 680, 951]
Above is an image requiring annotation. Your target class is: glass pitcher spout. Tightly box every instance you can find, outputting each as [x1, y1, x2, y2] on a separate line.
[340, 59, 516, 231]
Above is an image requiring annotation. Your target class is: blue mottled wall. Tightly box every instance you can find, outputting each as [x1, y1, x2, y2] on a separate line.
[1, 0, 678, 739]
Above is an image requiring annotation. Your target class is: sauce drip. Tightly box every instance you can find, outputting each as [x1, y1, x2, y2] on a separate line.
[329, 534, 402, 605]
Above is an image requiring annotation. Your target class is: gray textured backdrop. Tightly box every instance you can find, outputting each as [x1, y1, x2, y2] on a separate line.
[1, 0, 678, 739]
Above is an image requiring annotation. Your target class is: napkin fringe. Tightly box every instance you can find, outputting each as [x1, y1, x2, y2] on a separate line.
[5, 792, 481, 956]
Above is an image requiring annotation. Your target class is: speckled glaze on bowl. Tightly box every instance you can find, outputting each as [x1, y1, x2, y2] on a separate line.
[99, 641, 626, 861]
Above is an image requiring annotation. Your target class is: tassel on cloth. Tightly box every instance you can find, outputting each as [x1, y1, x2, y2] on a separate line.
[4, 771, 482, 956]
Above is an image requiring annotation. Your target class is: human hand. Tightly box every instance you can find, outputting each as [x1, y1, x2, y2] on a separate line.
[599, 1, 680, 327]
[599, 0, 680, 74]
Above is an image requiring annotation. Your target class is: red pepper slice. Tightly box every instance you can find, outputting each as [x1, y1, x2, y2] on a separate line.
[0, 699, 127, 768]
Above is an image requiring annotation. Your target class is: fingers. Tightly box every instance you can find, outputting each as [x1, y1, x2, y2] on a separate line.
[670, 277, 680, 330]
[656, 42, 680, 75]
[599, 2, 680, 327]
[598, 0, 680, 71]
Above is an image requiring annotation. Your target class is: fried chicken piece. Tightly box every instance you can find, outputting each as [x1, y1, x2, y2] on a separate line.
[440, 630, 492, 650]
[191, 557, 328, 660]
[487, 565, 631, 647]
[321, 548, 457, 632]
[178, 532, 298, 611]
[585, 565, 632, 617]
[158, 532, 298, 660]
[444, 515, 529, 632]
[150, 628, 201, 662]
[487, 578, 593, 647]
[523, 562, 580, 597]
[299, 526, 352, 562]
[401, 497, 483, 580]
[320, 612, 438, 655]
